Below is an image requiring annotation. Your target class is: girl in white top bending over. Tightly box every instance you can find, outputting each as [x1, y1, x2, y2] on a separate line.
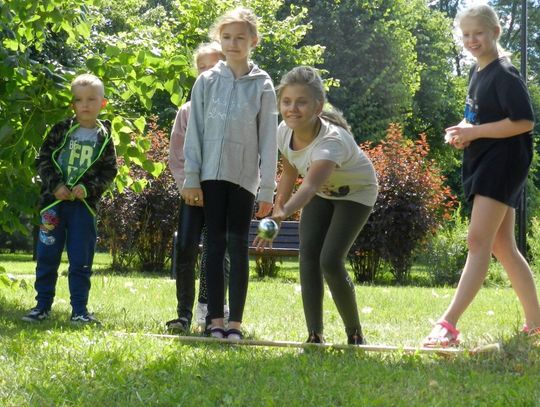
[255, 66, 378, 345]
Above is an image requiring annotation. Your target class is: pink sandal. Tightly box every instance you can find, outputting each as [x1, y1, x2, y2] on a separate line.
[521, 324, 540, 336]
[423, 320, 461, 348]
[528, 326, 540, 337]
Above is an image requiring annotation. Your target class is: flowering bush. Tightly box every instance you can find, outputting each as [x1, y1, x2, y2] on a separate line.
[348, 124, 456, 283]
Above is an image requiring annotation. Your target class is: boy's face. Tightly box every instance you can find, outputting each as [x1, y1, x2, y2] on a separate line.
[72, 84, 107, 127]
[197, 53, 222, 75]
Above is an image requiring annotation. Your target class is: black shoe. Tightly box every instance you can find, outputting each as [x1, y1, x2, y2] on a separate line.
[306, 331, 324, 344]
[166, 317, 190, 333]
[225, 328, 243, 341]
[22, 307, 50, 322]
[347, 329, 365, 345]
[209, 326, 227, 339]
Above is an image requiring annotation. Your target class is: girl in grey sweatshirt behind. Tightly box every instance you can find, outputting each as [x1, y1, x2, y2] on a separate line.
[182, 7, 278, 340]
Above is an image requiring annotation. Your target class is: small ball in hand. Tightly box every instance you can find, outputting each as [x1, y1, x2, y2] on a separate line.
[257, 218, 279, 240]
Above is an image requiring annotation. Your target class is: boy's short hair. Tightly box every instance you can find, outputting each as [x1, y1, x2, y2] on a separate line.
[71, 74, 105, 97]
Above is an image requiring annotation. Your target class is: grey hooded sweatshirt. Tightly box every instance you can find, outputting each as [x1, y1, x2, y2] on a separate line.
[183, 60, 278, 203]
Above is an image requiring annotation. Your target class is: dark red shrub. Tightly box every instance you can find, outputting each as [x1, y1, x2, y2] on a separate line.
[348, 124, 456, 283]
[99, 118, 180, 272]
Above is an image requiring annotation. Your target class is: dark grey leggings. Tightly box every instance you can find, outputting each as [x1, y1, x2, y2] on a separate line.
[299, 195, 372, 336]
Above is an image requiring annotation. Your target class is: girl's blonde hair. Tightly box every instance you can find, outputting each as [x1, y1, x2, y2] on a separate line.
[277, 66, 351, 133]
[193, 41, 226, 67]
[456, 4, 508, 56]
[209, 7, 259, 42]
[71, 73, 105, 97]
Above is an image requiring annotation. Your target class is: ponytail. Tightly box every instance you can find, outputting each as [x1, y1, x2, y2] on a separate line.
[320, 106, 351, 133]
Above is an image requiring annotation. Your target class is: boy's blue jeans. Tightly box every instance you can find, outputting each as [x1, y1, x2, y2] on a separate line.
[35, 200, 96, 315]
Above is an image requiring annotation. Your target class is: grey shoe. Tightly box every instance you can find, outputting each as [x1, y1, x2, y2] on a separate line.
[71, 312, 100, 325]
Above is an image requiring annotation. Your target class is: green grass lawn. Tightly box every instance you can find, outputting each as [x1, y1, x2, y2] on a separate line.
[1, 253, 539, 406]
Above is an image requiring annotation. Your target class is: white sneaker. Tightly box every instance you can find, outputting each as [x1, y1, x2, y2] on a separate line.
[194, 302, 208, 328]
[223, 304, 230, 324]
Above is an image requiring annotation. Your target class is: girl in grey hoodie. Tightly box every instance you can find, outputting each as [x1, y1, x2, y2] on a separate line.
[182, 7, 278, 340]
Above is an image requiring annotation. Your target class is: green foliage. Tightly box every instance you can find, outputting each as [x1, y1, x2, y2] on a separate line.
[404, 6, 465, 157]
[416, 206, 468, 286]
[0, 265, 22, 294]
[348, 125, 457, 283]
[0, 215, 33, 253]
[283, 0, 461, 151]
[528, 216, 540, 272]
[96, 0, 324, 122]
[0, 0, 96, 234]
[99, 119, 179, 272]
[254, 256, 281, 278]
[0, 0, 323, 236]
[168, 0, 324, 83]
[251, 2, 324, 83]
[0, 0, 184, 234]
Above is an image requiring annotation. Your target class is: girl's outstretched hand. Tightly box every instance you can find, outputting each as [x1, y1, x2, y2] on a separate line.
[255, 201, 273, 218]
[252, 234, 272, 252]
[252, 217, 281, 252]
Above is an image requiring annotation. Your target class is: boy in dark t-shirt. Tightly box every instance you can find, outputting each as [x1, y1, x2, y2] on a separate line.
[22, 74, 117, 324]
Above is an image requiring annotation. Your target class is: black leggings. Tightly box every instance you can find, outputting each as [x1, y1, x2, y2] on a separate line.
[173, 200, 229, 321]
[202, 180, 255, 323]
[174, 200, 205, 320]
[299, 195, 372, 336]
[198, 227, 230, 304]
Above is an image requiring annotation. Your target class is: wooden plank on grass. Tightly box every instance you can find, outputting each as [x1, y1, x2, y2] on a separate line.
[115, 332, 500, 356]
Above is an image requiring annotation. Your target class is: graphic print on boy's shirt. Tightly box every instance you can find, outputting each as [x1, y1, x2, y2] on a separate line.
[56, 127, 99, 186]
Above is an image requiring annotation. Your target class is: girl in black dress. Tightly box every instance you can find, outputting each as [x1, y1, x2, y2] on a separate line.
[424, 4, 540, 346]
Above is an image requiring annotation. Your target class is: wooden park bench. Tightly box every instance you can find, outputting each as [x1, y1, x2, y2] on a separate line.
[171, 220, 299, 278]
[248, 220, 300, 258]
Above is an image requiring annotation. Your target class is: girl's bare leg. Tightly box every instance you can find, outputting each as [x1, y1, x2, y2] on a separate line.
[440, 196, 508, 326]
[491, 208, 540, 330]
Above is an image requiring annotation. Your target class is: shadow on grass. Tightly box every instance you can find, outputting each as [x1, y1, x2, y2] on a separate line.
[93, 269, 174, 281]
[0, 297, 111, 338]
